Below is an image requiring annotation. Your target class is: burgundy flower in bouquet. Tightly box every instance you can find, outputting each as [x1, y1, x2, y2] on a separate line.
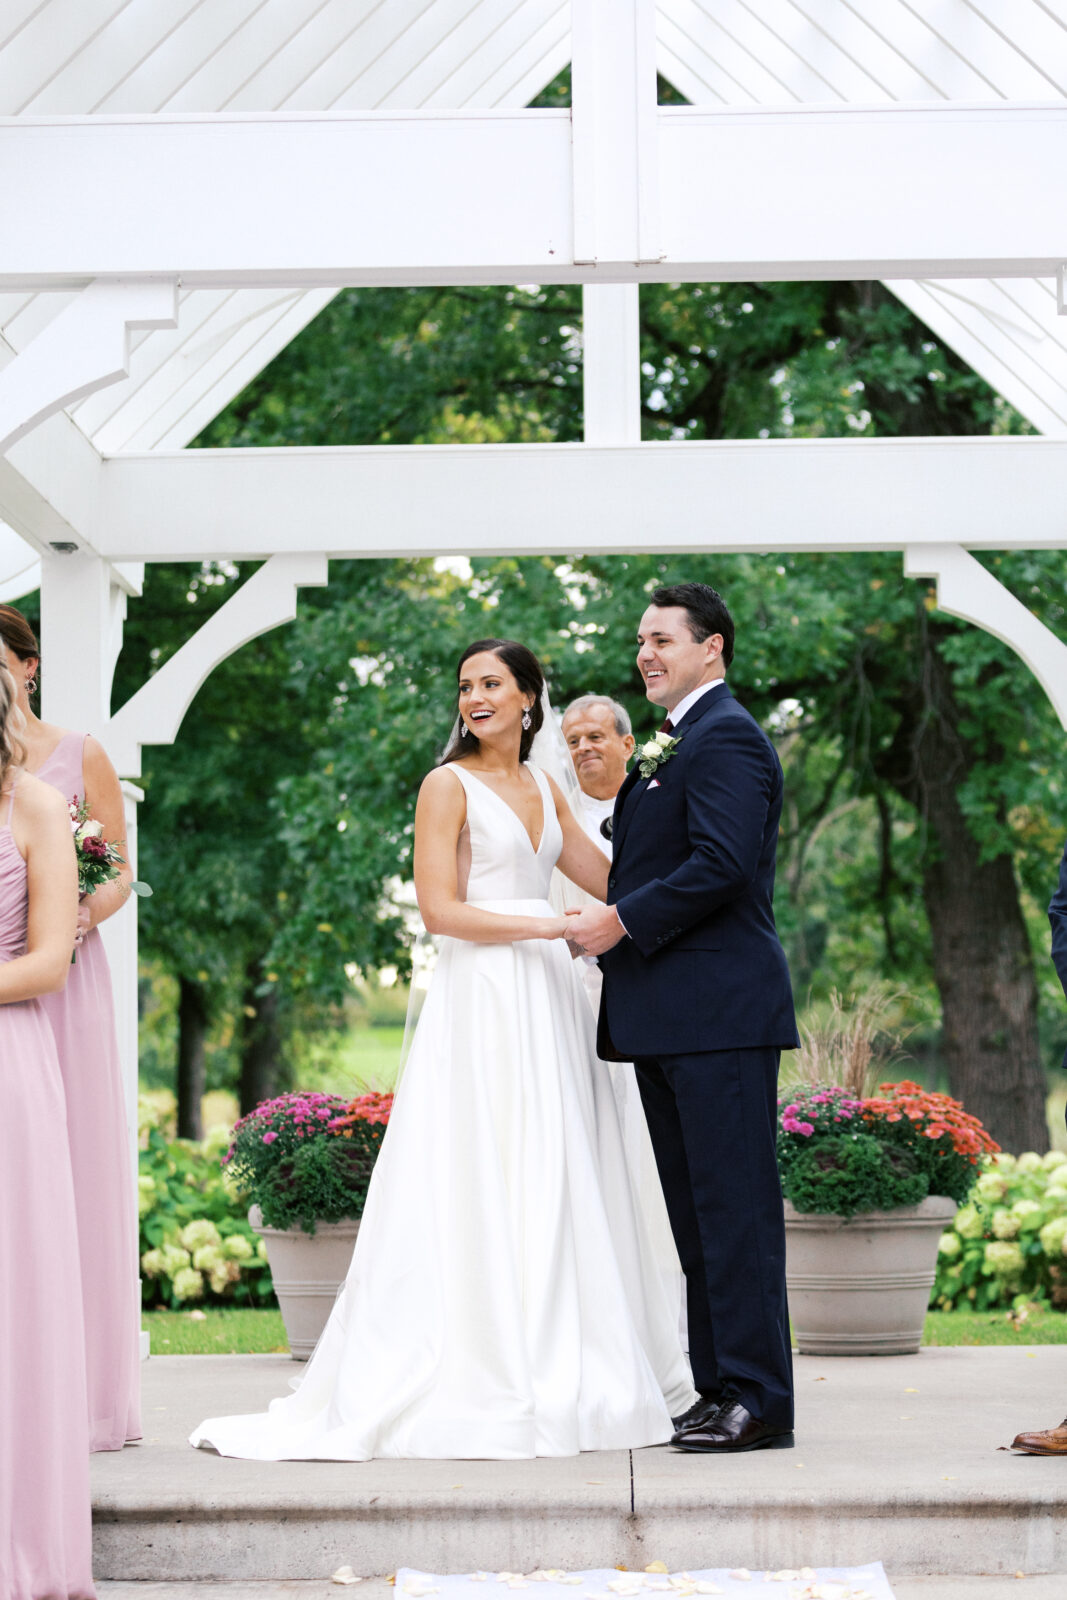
[69, 794, 152, 960]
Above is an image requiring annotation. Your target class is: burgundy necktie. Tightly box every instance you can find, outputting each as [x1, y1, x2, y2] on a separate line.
[658, 717, 674, 735]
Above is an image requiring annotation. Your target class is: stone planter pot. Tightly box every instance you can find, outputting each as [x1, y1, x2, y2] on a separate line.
[784, 1194, 957, 1356]
[249, 1205, 360, 1360]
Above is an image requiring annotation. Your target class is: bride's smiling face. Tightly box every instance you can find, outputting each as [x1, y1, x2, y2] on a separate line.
[457, 652, 533, 744]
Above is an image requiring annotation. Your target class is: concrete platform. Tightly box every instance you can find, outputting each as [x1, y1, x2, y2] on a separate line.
[91, 1349, 1067, 1584]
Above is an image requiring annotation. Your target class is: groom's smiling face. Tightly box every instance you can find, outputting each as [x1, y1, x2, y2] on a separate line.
[636, 605, 725, 712]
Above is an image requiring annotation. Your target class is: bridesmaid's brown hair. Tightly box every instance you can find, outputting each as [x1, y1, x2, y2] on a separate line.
[0, 603, 39, 662]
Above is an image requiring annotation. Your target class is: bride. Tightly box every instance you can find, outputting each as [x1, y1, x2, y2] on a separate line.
[191, 639, 695, 1461]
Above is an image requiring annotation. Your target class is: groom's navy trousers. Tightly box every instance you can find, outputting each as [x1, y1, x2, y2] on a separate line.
[598, 684, 799, 1430]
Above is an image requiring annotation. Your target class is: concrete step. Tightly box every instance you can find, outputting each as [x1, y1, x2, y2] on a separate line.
[96, 1579, 1067, 1600]
[92, 1350, 1067, 1582]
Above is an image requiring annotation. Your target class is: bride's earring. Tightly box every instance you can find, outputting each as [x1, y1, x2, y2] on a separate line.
[460, 722, 469, 738]
[522, 708, 532, 730]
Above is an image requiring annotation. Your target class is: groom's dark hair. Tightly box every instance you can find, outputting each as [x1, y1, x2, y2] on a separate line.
[651, 582, 734, 669]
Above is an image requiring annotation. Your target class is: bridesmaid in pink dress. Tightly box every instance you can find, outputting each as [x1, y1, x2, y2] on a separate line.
[0, 605, 142, 1453]
[0, 643, 95, 1600]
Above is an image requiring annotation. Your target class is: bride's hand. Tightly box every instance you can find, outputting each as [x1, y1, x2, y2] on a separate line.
[537, 917, 569, 940]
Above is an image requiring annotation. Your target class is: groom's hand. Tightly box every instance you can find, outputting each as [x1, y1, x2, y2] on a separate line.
[564, 905, 626, 957]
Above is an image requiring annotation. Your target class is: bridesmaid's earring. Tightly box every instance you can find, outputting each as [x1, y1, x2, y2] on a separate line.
[522, 709, 532, 730]
[26, 677, 37, 696]
[460, 722, 469, 738]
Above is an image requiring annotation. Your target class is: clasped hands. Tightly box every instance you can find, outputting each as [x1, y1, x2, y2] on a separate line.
[562, 904, 626, 958]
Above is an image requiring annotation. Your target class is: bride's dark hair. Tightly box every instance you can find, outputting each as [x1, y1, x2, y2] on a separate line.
[440, 639, 545, 766]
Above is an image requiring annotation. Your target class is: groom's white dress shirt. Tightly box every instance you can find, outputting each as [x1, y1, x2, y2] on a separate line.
[661, 675, 726, 731]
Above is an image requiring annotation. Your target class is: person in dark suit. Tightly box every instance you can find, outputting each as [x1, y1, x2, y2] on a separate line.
[1011, 840, 1067, 1455]
[564, 581, 799, 1453]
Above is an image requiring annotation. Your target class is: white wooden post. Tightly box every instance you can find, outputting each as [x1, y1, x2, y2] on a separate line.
[99, 780, 147, 1357]
[571, 0, 660, 268]
[583, 285, 641, 444]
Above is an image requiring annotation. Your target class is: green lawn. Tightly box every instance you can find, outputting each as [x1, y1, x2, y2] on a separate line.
[144, 1307, 287, 1354]
[145, 1305, 1067, 1356]
[923, 1308, 1067, 1346]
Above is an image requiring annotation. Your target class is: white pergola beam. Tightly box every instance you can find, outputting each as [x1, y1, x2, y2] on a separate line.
[6, 105, 1067, 286]
[94, 438, 1067, 562]
[0, 412, 103, 557]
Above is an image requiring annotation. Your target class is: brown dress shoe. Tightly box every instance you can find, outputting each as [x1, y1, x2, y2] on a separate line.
[671, 1398, 794, 1454]
[1011, 1419, 1067, 1454]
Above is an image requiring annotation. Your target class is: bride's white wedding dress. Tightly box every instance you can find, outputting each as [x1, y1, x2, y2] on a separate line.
[191, 762, 695, 1461]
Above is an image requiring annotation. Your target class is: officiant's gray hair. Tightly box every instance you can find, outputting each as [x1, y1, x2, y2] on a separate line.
[562, 694, 632, 738]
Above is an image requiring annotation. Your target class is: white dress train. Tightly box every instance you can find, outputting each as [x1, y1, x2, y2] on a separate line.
[191, 763, 696, 1460]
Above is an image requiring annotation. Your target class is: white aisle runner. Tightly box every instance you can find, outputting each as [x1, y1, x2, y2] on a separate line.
[393, 1566, 895, 1600]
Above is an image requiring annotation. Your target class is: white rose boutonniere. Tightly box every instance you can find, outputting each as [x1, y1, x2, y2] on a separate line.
[637, 731, 682, 779]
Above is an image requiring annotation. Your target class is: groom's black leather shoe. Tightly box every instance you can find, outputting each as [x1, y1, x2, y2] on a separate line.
[671, 1395, 725, 1433]
[671, 1398, 794, 1453]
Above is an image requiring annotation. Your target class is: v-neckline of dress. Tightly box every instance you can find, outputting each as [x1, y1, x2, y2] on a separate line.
[460, 766, 547, 856]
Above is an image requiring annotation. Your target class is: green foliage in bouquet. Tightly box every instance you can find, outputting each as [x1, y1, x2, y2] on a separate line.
[222, 1090, 393, 1235]
[932, 1150, 1067, 1312]
[137, 1098, 274, 1309]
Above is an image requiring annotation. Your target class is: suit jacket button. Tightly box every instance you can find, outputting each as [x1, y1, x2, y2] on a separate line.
[608, 876, 616, 890]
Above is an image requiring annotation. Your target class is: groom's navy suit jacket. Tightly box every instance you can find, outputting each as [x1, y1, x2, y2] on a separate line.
[598, 683, 799, 1061]
[1051, 841, 1067, 1071]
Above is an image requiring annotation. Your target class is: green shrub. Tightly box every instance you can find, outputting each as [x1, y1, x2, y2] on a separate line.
[932, 1150, 1067, 1312]
[137, 1097, 274, 1309]
[784, 1131, 929, 1217]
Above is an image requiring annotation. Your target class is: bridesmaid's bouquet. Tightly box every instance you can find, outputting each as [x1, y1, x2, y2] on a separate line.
[69, 795, 152, 960]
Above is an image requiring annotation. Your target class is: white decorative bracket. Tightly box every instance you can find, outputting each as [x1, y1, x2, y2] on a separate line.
[1058, 264, 1067, 315]
[0, 278, 177, 455]
[904, 543, 1067, 731]
[571, 0, 661, 266]
[107, 552, 329, 778]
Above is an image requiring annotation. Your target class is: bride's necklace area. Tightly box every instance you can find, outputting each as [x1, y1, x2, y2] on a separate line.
[462, 760, 544, 852]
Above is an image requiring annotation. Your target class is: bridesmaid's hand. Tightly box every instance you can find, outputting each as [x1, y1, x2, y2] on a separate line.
[74, 901, 91, 950]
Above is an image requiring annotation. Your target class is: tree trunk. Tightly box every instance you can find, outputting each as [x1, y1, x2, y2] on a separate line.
[176, 976, 208, 1141]
[239, 964, 285, 1114]
[876, 627, 1048, 1153]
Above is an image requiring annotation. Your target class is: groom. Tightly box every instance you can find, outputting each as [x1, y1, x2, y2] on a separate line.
[564, 582, 799, 1453]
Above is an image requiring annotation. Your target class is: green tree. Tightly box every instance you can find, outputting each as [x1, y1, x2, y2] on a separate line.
[122, 276, 1064, 1150]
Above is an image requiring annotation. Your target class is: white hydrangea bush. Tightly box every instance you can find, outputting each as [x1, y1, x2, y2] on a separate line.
[932, 1149, 1067, 1312]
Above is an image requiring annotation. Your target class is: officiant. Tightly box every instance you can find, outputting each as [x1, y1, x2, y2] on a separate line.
[561, 694, 635, 850]
[562, 691, 687, 1353]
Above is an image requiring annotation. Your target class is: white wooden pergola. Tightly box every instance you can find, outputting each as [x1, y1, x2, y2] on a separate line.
[3, 0, 1067, 1151]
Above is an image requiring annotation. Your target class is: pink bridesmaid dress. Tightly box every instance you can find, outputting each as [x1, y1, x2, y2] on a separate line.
[0, 782, 96, 1599]
[36, 732, 142, 1452]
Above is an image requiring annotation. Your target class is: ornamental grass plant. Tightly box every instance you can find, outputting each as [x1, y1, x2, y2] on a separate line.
[223, 1089, 393, 1235]
[778, 987, 999, 1219]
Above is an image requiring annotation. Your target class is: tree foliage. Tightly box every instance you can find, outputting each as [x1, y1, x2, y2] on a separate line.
[110, 273, 1067, 1148]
